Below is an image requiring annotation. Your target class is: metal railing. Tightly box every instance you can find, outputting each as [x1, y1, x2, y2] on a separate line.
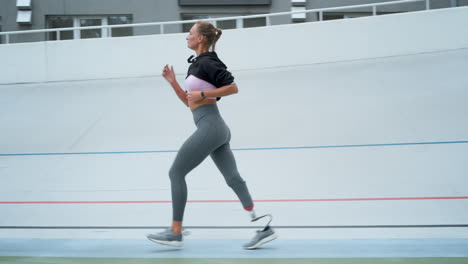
[0, 0, 429, 45]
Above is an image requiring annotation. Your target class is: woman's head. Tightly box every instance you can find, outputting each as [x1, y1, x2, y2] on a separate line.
[186, 21, 222, 52]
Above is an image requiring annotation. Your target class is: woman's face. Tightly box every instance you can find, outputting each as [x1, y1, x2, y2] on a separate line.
[186, 24, 203, 50]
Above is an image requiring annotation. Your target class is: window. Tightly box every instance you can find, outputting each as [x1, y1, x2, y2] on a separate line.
[79, 17, 103, 39]
[182, 14, 235, 32]
[47, 15, 133, 41]
[181, 14, 266, 32]
[108, 16, 133, 37]
[179, 0, 271, 5]
[243, 17, 266, 28]
[47, 16, 74, 40]
[323, 12, 394, 21]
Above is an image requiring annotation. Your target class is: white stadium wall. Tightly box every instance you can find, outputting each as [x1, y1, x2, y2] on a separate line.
[0, 7, 467, 239]
[0, 7, 467, 84]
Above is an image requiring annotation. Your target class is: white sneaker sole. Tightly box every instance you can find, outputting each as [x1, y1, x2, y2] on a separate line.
[245, 233, 278, 250]
[147, 236, 183, 247]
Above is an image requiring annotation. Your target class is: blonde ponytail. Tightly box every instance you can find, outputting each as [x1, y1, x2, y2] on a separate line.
[196, 21, 223, 51]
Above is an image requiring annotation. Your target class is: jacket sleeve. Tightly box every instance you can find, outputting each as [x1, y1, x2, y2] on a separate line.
[202, 59, 235, 88]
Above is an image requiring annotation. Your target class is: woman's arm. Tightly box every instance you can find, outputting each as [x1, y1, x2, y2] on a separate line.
[205, 84, 238, 98]
[162, 65, 188, 107]
[187, 84, 238, 102]
[170, 81, 189, 107]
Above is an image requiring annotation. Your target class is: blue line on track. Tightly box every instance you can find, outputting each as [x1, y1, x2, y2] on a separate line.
[1, 141, 467, 157]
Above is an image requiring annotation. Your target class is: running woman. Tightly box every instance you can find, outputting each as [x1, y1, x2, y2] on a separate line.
[146, 21, 277, 249]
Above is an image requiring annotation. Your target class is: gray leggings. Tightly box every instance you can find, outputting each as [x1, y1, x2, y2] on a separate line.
[169, 104, 254, 221]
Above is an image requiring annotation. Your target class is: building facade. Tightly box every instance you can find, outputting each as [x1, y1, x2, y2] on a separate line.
[0, 0, 466, 44]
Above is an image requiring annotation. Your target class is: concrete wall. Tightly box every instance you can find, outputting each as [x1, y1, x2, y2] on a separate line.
[1, 7, 468, 84]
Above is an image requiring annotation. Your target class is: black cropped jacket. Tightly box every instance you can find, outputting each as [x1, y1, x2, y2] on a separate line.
[186, 52, 235, 101]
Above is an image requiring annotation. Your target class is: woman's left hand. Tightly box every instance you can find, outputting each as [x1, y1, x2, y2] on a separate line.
[187, 91, 203, 102]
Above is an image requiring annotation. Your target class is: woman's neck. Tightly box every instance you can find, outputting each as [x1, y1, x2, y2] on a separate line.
[195, 47, 209, 56]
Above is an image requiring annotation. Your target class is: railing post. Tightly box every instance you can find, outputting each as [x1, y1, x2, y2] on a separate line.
[6, 34, 9, 44]
[426, 0, 430, 10]
[160, 24, 164, 34]
[236, 18, 244, 29]
[373, 5, 377, 16]
[73, 27, 79, 39]
[266, 16, 271, 26]
[319, 11, 323, 21]
[57, 30, 60, 40]
[212, 20, 217, 27]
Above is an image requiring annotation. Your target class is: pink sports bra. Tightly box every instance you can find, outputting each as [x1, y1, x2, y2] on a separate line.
[185, 75, 217, 99]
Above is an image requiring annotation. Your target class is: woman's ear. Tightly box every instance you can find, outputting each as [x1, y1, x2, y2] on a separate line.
[197, 34, 204, 44]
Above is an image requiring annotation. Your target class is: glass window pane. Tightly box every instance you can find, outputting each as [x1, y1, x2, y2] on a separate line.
[108, 15, 133, 37]
[179, 0, 271, 5]
[182, 14, 261, 31]
[182, 22, 193, 33]
[47, 16, 74, 40]
[217, 20, 236, 30]
[244, 17, 266, 28]
[182, 14, 210, 32]
[108, 15, 130, 24]
[80, 18, 102, 39]
[324, 13, 344, 21]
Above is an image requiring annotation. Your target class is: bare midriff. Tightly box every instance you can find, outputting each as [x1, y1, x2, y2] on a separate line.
[189, 98, 216, 111]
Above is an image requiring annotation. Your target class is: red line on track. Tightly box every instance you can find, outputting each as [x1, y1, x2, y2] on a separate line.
[1, 196, 468, 204]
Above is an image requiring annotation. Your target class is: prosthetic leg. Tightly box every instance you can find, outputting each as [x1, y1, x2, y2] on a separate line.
[250, 212, 273, 231]
[244, 211, 278, 249]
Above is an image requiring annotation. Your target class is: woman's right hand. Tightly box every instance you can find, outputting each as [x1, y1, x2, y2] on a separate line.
[162, 64, 176, 84]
